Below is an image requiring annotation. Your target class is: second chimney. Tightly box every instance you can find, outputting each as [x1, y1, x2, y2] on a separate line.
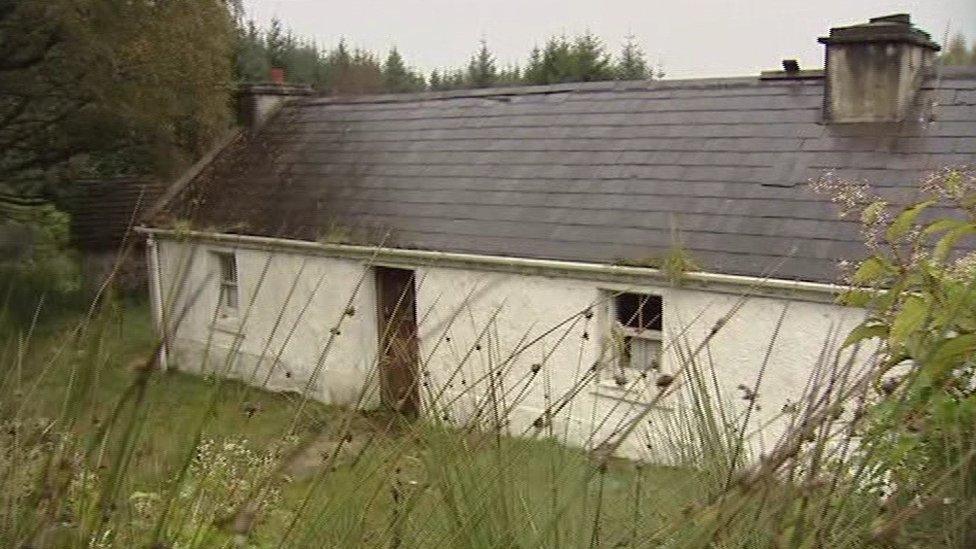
[237, 82, 313, 130]
[818, 14, 940, 124]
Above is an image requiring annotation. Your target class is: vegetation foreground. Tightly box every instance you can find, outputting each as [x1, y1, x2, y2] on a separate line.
[2, 167, 976, 547]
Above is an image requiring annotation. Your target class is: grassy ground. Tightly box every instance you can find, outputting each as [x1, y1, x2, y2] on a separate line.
[5, 301, 699, 547]
[6, 284, 968, 547]
[11, 302, 328, 482]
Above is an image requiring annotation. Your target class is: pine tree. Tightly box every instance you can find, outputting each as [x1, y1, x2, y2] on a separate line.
[571, 32, 613, 82]
[266, 16, 287, 68]
[282, 36, 320, 85]
[543, 36, 574, 83]
[941, 33, 975, 66]
[343, 48, 384, 95]
[234, 19, 270, 82]
[466, 40, 498, 88]
[428, 69, 442, 91]
[616, 35, 649, 80]
[523, 46, 544, 84]
[408, 70, 425, 91]
[383, 47, 414, 92]
[497, 64, 522, 86]
[448, 69, 466, 90]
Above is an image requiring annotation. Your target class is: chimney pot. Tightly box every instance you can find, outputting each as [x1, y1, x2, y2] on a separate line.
[782, 59, 800, 73]
[270, 67, 286, 85]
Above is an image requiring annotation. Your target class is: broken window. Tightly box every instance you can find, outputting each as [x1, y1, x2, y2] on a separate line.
[608, 292, 663, 386]
[214, 251, 239, 317]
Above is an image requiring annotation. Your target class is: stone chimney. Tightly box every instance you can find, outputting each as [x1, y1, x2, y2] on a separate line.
[818, 14, 940, 123]
[237, 81, 314, 130]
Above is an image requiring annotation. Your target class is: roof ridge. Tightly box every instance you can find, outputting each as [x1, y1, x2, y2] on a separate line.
[292, 67, 976, 107]
[298, 75, 813, 106]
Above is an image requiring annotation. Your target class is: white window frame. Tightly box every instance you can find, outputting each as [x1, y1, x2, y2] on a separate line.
[213, 250, 239, 319]
[601, 291, 665, 390]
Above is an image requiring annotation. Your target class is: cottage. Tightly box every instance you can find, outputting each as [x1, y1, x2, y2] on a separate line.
[139, 15, 975, 458]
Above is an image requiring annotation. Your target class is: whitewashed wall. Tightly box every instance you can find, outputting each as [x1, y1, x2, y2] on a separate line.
[154, 238, 867, 460]
[413, 267, 867, 459]
[157, 239, 381, 407]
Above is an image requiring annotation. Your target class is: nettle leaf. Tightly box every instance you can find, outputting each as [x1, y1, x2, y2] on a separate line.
[934, 225, 976, 263]
[939, 284, 976, 332]
[927, 334, 976, 378]
[924, 217, 969, 235]
[890, 296, 928, 346]
[842, 323, 888, 348]
[852, 256, 893, 285]
[837, 289, 874, 307]
[887, 200, 935, 242]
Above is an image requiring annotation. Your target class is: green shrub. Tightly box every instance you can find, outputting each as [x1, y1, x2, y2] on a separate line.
[0, 199, 81, 324]
[815, 166, 976, 546]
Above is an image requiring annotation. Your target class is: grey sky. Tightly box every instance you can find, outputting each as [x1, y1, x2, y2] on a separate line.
[242, 0, 975, 79]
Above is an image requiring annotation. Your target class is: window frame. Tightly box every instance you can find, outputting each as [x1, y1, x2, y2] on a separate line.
[603, 291, 665, 388]
[213, 250, 240, 319]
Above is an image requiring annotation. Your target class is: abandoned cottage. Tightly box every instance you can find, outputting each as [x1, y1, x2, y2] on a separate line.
[139, 15, 976, 458]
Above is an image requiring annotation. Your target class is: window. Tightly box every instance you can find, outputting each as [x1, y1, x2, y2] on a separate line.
[607, 292, 663, 386]
[214, 251, 239, 317]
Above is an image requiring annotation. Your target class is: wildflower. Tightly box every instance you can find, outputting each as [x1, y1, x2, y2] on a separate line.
[949, 252, 976, 281]
[736, 384, 757, 402]
[655, 374, 674, 388]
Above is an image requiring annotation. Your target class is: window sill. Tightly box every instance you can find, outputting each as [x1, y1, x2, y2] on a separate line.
[591, 380, 672, 410]
[211, 317, 245, 338]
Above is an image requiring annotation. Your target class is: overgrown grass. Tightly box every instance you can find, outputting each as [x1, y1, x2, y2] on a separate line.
[0, 277, 969, 548]
[2, 301, 702, 547]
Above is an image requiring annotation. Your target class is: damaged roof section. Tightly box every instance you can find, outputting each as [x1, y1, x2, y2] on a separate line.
[154, 68, 976, 284]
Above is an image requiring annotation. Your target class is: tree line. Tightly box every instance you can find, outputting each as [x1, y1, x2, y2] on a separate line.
[941, 33, 976, 66]
[235, 17, 663, 95]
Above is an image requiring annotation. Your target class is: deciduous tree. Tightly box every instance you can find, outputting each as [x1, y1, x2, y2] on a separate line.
[0, 0, 235, 194]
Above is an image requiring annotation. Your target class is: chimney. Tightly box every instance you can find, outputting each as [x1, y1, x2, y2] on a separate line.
[237, 78, 313, 130]
[818, 14, 940, 123]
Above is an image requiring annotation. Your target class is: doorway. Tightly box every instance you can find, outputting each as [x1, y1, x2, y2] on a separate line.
[375, 267, 420, 416]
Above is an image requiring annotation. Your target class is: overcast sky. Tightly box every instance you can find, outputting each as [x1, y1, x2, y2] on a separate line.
[241, 0, 975, 79]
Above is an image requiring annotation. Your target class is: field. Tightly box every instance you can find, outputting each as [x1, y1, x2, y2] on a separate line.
[3, 302, 707, 547]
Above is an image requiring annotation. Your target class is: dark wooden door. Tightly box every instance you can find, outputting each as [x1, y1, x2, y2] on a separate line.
[375, 267, 420, 416]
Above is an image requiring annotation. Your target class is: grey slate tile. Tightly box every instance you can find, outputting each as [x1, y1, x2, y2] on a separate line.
[163, 73, 976, 284]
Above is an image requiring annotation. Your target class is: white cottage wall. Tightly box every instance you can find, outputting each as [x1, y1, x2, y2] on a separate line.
[152, 237, 867, 460]
[413, 269, 867, 459]
[156, 239, 381, 408]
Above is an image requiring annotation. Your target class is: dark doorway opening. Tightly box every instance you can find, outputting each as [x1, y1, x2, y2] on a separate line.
[375, 267, 420, 416]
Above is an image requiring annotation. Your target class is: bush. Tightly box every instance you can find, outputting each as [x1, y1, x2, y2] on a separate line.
[814, 166, 976, 546]
[0, 199, 81, 324]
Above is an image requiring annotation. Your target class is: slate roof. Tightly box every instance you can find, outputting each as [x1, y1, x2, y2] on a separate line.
[156, 68, 976, 284]
[65, 178, 166, 251]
